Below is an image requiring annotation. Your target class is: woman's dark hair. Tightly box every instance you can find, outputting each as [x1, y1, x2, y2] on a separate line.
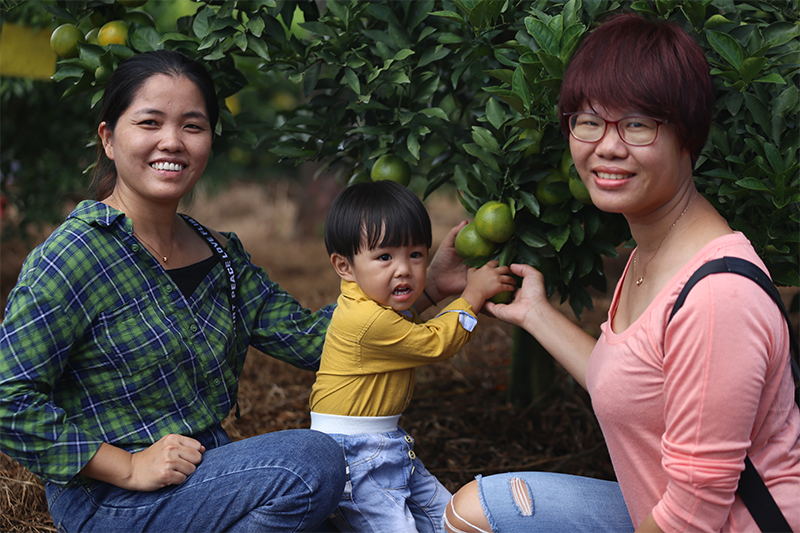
[558, 13, 714, 162]
[90, 50, 219, 200]
[325, 181, 432, 262]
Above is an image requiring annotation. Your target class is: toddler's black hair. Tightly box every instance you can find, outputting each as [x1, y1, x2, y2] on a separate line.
[324, 181, 432, 262]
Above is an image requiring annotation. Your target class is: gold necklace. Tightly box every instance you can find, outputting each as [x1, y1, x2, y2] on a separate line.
[109, 193, 177, 263]
[633, 191, 697, 287]
[134, 226, 176, 263]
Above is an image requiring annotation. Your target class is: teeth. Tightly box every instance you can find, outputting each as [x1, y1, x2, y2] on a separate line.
[151, 162, 184, 172]
[596, 171, 631, 180]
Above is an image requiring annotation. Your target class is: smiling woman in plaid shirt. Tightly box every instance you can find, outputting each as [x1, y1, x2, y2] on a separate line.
[0, 50, 469, 533]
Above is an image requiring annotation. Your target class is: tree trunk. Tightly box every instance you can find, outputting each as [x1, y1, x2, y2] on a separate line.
[508, 326, 556, 409]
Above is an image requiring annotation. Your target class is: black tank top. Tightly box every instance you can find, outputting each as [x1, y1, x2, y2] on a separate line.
[166, 254, 219, 298]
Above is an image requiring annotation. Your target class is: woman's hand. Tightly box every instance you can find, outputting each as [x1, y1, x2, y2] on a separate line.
[483, 263, 549, 330]
[424, 221, 469, 308]
[81, 434, 205, 492]
[127, 434, 206, 491]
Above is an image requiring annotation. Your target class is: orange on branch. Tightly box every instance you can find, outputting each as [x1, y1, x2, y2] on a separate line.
[371, 154, 411, 187]
[50, 24, 85, 59]
[98, 20, 129, 47]
[475, 201, 515, 243]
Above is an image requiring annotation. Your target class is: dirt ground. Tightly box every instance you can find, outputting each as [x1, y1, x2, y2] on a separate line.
[1, 179, 796, 532]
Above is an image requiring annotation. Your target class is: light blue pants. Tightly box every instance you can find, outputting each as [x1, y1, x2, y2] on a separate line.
[470, 472, 635, 532]
[46, 425, 346, 532]
[325, 426, 451, 533]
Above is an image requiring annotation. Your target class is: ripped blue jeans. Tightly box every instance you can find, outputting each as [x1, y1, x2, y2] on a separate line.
[469, 472, 634, 532]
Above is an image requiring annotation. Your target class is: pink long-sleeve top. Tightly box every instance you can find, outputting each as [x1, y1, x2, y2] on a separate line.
[587, 232, 800, 532]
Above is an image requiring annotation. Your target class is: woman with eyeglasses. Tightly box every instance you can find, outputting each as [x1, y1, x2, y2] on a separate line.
[444, 12, 799, 533]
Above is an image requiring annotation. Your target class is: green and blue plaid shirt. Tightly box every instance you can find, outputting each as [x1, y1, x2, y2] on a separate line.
[0, 201, 333, 485]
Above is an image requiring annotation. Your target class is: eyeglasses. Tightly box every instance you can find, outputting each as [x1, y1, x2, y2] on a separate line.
[564, 112, 668, 146]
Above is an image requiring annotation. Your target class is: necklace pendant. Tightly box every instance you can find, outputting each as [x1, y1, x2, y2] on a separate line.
[636, 277, 644, 286]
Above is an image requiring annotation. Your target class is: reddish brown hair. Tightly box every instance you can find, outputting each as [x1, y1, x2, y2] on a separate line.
[558, 13, 714, 162]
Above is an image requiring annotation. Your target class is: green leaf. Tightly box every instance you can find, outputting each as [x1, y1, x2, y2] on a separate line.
[537, 52, 564, 79]
[735, 177, 772, 192]
[464, 143, 500, 172]
[739, 56, 768, 84]
[546, 224, 570, 251]
[159, 32, 197, 44]
[774, 86, 799, 117]
[269, 144, 316, 158]
[524, 16, 559, 56]
[472, 126, 502, 155]
[559, 23, 585, 64]
[130, 26, 160, 53]
[485, 97, 505, 130]
[744, 92, 772, 137]
[484, 88, 525, 115]
[305, 21, 341, 38]
[764, 143, 785, 174]
[430, 10, 469, 27]
[518, 229, 547, 248]
[344, 68, 360, 95]
[420, 107, 449, 120]
[52, 66, 85, 81]
[407, 132, 421, 160]
[518, 190, 540, 218]
[511, 67, 531, 113]
[485, 69, 514, 85]
[247, 16, 266, 38]
[704, 14, 733, 29]
[246, 34, 270, 60]
[754, 73, 786, 85]
[193, 7, 213, 40]
[91, 89, 105, 108]
[418, 45, 449, 68]
[707, 30, 745, 69]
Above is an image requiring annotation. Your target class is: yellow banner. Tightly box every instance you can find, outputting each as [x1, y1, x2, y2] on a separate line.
[0, 23, 56, 80]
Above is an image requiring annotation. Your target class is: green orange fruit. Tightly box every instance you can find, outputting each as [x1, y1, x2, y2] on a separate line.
[455, 222, 496, 259]
[569, 174, 593, 204]
[474, 201, 515, 243]
[519, 127, 544, 156]
[85, 28, 101, 45]
[50, 24, 85, 59]
[535, 168, 568, 206]
[489, 290, 514, 304]
[98, 20, 129, 47]
[371, 154, 411, 187]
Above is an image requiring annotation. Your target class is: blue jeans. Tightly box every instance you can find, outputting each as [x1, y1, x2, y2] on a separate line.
[473, 472, 634, 532]
[46, 426, 346, 533]
[326, 427, 451, 533]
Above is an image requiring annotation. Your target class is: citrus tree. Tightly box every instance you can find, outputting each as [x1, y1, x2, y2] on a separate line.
[17, 0, 800, 404]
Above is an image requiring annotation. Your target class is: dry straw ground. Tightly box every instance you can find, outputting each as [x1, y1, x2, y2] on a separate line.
[2, 180, 796, 532]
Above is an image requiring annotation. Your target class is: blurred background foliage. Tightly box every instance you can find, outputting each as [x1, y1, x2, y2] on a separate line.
[1, 0, 797, 298]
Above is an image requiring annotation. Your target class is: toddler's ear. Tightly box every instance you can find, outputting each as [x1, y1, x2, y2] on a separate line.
[330, 254, 355, 282]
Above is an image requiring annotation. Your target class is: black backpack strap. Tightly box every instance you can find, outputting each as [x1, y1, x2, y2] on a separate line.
[669, 256, 797, 533]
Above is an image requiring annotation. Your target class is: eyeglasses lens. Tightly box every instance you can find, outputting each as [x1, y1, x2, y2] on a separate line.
[569, 114, 659, 146]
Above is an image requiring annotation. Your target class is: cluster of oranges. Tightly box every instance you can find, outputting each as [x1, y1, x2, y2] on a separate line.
[536, 150, 592, 206]
[455, 200, 515, 260]
[49, 0, 148, 59]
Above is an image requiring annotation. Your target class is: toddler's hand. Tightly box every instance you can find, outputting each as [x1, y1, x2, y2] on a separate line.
[461, 260, 515, 312]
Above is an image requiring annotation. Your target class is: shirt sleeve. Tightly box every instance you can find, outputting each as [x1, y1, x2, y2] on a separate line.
[229, 236, 334, 372]
[356, 298, 477, 373]
[0, 282, 103, 485]
[654, 273, 786, 532]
